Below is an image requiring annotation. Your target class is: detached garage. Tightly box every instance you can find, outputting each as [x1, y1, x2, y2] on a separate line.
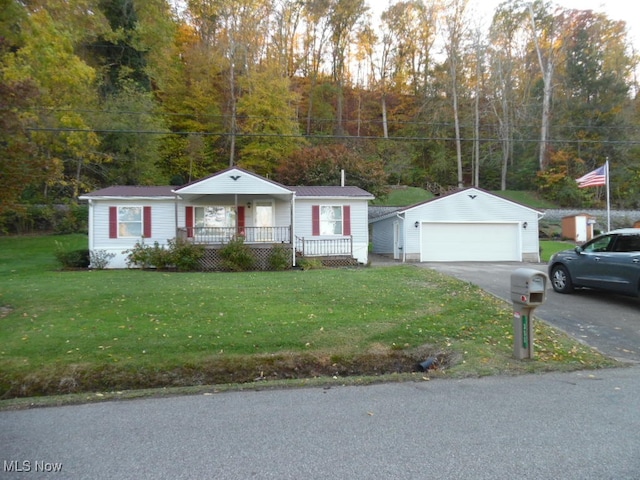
[370, 188, 544, 262]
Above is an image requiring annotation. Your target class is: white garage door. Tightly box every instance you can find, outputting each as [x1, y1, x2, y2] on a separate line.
[420, 222, 520, 262]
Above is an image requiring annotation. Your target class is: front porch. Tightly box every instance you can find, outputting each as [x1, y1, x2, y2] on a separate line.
[176, 226, 356, 270]
[178, 226, 353, 255]
[177, 226, 292, 244]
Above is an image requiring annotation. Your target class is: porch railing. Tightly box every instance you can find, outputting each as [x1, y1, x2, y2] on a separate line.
[295, 236, 353, 257]
[177, 226, 291, 244]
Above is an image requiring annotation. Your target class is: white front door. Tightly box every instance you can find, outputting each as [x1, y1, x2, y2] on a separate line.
[254, 201, 274, 241]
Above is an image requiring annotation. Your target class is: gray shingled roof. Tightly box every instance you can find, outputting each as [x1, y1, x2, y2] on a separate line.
[81, 184, 374, 198]
[80, 186, 176, 197]
[368, 206, 402, 220]
[290, 186, 374, 198]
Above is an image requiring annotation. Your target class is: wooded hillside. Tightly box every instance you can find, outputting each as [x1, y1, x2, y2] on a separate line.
[2, 0, 640, 212]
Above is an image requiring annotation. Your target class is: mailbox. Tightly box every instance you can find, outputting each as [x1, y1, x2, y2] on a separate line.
[510, 268, 547, 306]
[510, 268, 548, 360]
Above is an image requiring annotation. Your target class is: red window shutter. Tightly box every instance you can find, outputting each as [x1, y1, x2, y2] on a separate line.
[109, 207, 118, 238]
[312, 205, 320, 236]
[185, 206, 194, 238]
[143, 206, 152, 238]
[237, 206, 245, 235]
[343, 205, 351, 236]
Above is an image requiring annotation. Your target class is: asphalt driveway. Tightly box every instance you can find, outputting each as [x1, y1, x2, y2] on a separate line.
[419, 261, 640, 363]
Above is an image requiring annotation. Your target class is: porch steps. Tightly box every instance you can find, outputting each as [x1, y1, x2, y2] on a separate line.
[299, 255, 360, 267]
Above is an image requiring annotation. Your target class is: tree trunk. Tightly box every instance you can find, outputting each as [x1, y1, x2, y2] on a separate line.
[381, 93, 388, 139]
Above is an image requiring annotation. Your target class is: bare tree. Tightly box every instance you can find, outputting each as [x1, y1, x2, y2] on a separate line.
[442, 0, 469, 188]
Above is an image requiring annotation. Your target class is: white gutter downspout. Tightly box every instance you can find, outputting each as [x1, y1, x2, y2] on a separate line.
[87, 199, 94, 253]
[396, 212, 406, 263]
[173, 193, 179, 237]
[291, 192, 296, 266]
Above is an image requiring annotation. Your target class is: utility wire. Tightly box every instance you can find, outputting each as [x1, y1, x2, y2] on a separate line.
[23, 126, 640, 145]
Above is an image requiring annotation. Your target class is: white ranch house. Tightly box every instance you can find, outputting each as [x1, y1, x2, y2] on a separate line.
[370, 187, 544, 262]
[79, 167, 374, 269]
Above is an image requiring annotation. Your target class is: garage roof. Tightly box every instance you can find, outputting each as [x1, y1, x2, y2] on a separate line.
[369, 187, 543, 223]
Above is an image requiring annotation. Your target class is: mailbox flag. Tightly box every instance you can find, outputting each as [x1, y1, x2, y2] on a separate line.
[576, 164, 607, 188]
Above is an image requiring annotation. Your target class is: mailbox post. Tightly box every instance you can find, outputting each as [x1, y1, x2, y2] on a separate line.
[510, 268, 548, 359]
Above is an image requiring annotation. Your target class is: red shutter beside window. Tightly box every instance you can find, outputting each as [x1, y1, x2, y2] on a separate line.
[343, 205, 351, 236]
[109, 207, 118, 238]
[143, 206, 152, 238]
[186, 206, 194, 238]
[312, 205, 320, 236]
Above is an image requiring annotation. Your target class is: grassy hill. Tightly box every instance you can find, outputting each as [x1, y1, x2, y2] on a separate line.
[371, 186, 434, 206]
[373, 187, 556, 209]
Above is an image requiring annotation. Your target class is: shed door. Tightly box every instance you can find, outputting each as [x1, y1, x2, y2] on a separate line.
[420, 222, 520, 262]
[575, 216, 588, 243]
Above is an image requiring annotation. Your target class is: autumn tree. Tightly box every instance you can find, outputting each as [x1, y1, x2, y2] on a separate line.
[155, 22, 226, 183]
[488, 0, 530, 190]
[442, 0, 469, 188]
[93, 80, 168, 186]
[236, 63, 307, 176]
[301, 0, 335, 135]
[328, 0, 368, 136]
[2, 1, 104, 200]
[0, 77, 43, 213]
[275, 143, 389, 198]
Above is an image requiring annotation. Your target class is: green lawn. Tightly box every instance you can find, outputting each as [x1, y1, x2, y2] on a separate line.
[540, 240, 575, 262]
[0, 235, 617, 403]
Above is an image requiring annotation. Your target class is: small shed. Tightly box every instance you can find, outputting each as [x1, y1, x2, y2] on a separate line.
[369, 187, 544, 262]
[561, 214, 596, 243]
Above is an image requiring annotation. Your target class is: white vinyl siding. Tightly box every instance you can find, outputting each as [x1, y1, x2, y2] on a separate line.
[295, 199, 369, 264]
[89, 200, 176, 268]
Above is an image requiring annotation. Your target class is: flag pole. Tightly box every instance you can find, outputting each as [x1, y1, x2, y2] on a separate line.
[605, 158, 611, 232]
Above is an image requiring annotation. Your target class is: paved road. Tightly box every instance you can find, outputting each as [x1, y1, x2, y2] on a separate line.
[1, 367, 639, 480]
[419, 262, 640, 363]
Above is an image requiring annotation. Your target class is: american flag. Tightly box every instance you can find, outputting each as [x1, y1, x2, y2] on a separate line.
[576, 165, 607, 188]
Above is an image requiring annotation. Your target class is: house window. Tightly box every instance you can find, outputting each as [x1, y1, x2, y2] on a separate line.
[320, 206, 343, 235]
[195, 206, 236, 228]
[312, 205, 351, 236]
[110, 206, 151, 239]
[118, 206, 142, 237]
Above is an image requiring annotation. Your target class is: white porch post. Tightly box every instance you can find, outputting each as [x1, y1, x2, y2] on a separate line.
[291, 192, 296, 266]
[86, 199, 94, 252]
